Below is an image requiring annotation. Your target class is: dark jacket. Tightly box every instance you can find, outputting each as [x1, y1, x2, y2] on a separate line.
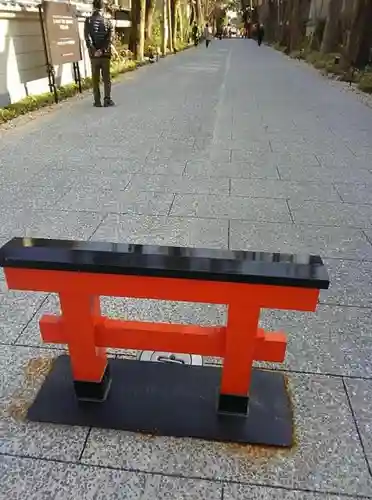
[84, 10, 113, 58]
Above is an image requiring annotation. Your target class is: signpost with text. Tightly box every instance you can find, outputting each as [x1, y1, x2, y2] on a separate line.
[39, 1, 82, 102]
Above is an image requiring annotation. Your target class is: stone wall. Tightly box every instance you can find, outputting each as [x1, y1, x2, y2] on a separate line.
[0, 9, 92, 107]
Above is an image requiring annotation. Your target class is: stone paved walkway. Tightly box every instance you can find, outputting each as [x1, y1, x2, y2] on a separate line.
[1, 39, 372, 499]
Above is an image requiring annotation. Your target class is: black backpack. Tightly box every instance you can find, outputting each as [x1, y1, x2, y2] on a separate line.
[86, 12, 111, 53]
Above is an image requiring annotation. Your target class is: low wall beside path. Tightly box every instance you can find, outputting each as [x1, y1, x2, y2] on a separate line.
[0, 6, 93, 107]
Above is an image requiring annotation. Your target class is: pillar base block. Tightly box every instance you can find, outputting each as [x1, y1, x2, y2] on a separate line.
[27, 355, 293, 447]
[217, 394, 249, 416]
[74, 365, 111, 402]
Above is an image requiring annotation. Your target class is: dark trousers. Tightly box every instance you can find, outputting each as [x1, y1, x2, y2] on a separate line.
[206, 39, 210, 48]
[91, 57, 111, 103]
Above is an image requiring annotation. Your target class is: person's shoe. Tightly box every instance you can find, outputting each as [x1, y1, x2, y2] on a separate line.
[93, 101, 102, 107]
[104, 98, 115, 107]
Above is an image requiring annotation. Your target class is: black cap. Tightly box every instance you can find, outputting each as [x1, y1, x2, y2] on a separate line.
[93, 0, 103, 10]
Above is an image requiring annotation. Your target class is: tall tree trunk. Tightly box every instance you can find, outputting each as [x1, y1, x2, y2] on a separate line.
[280, 0, 291, 49]
[203, 0, 209, 22]
[178, 1, 184, 42]
[129, 0, 138, 54]
[189, 3, 195, 26]
[320, 0, 340, 53]
[167, 0, 174, 52]
[161, 0, 167, 55]
[357, 2, 372, 67]
[137, 0, 146, 60]
[171, 0, 180, 49]
[195, 0, 203, 27]
[264, 0, 277, 43]
[289, 0, 302, 51]
[344, 0, 372, 68]
[300, 0, 311, 21]
[130, 0, 145, 60]
[145, 0, 156, 40]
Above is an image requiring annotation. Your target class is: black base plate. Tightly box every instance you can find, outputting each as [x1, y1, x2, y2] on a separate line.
[28, 355, 293, 447]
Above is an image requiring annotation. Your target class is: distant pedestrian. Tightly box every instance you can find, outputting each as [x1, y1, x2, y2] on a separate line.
[84, 0, 115, 107]
[192, 22, 199, 46]
[257, 23, 264, 46]
[204, 23, 212, 48]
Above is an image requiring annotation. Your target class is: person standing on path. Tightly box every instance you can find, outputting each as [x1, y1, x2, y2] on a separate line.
[204, 23, 212, 48]
[84, 0, 115, 107]
[192, 23, 199, 46]
[257, 23, 265, 46]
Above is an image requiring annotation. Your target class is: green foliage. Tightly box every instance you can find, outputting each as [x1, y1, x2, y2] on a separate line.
[226, 0, 240, 11]
[110, 59, 137, 77]
[305, 51, 322, 64]
[272, 42, 288, 53]
[175, 39, 189, 51]
[151, 10, 162, 47]
[290, 49, 307, 60]
[0, 40, 195, 125]
[140, 9, 162, 57]
[179, 9, 190, 42]
[143, 11, 162, 57]
[112, 31, 134, 60]
[0, 60, 137, 125]
[323, 59, 344, 75]
[300, 51, 340, 72]
[313, 60, 327, 69]
[358, 72, 372, 93]
[338, 69, 361, 83]
[215, 6, 227, 32]
[303, 52, 341, 74]
[144, 41, 158, 58]
[294, 49, 369, 87]
[273, 34, 372, 96]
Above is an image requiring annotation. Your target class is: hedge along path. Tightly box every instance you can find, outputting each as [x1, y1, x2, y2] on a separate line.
[0, 59, 138, 125]
[271, 43, 372, 95]
[0, 42, 193, 126]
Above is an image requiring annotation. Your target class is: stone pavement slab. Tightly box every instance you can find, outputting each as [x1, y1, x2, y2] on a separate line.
[80, 374, 372, 495]
[365, 231, 372, 245]
[259, 305, 372, 377]
[0, 292, 46, 344]
[344, 379, 372, 472]
[278, 164, 372, 183]
[288, 200, 372, 228]
[0, 346, 89, 461]
[1, 455, 223, 499]
[185, 158, 280, 178]
[127, 174, 229, 195]
[320, 259, 372, 307]
[171, 193, 292, 221]
[230, 179, 341, 202]
[0, 210, 103, 240]
[1, 39, 372, 499]
[224, 484, 369, 500]
[335, 183, 372, 204]
[230, 221, 372, 260]
[57, 188, 175, 216]
[14, 295, 66, 350]
[92, 213, 229, 248]
[0, 456, 146, 500]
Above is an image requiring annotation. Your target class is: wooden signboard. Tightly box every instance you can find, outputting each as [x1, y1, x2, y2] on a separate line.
[41, 1, 82, 65]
